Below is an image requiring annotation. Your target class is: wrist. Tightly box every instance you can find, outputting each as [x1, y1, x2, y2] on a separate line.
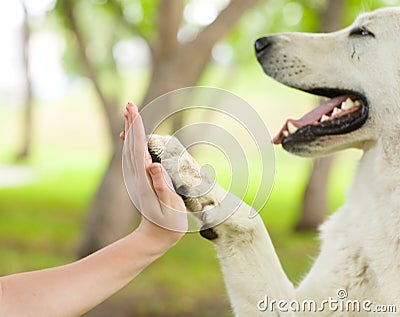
[130, 224, 184, 257]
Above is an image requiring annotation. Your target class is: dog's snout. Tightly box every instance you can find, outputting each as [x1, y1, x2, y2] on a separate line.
[255, 37, 273, 54]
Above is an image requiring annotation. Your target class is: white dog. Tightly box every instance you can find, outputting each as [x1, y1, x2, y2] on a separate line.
[149, 7, 400, 316]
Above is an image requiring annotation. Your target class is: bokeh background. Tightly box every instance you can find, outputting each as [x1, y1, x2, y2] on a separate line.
[0, 0, 398, 316]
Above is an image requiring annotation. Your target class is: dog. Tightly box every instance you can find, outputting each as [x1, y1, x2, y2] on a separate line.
[148, 7, 400, 316]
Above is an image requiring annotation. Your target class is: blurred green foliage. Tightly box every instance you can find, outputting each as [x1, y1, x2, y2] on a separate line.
[49, 0, 400, 83]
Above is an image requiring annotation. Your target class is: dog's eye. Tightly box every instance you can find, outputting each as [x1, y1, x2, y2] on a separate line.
[349, 27, 375, 38]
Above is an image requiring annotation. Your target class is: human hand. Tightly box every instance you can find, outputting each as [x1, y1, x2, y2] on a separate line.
[121, 103, 187, 250]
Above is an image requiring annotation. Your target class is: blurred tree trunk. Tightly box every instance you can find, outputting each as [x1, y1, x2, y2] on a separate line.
[296, 0, 344, 231]
[71, 0, 260, 257]
[16, 3, 33, 160]
[61, 0, 135, 257]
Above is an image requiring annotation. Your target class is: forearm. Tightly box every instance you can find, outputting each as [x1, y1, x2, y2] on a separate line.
[0, 230, 167, 317]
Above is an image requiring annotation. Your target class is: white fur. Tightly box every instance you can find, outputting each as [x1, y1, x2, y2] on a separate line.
[150, 7, 400, 316]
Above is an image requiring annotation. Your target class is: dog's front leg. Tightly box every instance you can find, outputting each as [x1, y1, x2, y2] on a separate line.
[206, 193, 296, 316]
[148, 135, 295, 316]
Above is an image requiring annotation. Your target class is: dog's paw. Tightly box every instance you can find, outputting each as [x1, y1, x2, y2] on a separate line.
[147, 135, 259, 241]
[148, 135, 234, 238]
[147, 135, 221, 211]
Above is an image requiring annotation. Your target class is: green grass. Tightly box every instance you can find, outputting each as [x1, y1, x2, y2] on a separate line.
[0, 151, 107, 274]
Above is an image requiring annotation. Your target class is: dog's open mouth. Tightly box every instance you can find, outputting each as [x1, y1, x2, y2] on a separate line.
[273, 91, 369, 146]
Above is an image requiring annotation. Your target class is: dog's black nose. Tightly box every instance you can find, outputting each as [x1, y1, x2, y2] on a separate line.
[255, 37, 272, 54]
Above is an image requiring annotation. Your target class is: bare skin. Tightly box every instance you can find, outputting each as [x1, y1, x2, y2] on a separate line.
[0, 103, 187, 317]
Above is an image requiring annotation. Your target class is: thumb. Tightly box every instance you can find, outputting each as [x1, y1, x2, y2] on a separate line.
[148, 163, 175, 203]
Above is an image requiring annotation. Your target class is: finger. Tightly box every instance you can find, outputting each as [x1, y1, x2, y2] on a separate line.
[123, 134, 136, 176]
[125, 104, 140, 172]
[149, 163, 175, 205]
[148, 163, 188, 232]
[126, 102, 135, 128]
[159, 163, 175, 189]
[126, 103, 150, 160]
[124, 107, 130, 135]
[130, 107, 151, 177]
[124, 102, 139, 174]
[120, 131, 125, 141]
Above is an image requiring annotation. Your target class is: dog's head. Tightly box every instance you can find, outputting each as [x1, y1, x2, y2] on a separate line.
[256, 7, 400, 157]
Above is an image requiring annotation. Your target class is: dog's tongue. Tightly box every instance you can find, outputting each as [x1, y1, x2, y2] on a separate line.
[273, 95, 350, 144]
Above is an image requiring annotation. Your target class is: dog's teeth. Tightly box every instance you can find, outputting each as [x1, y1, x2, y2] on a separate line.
[283, 130, 289, 137]
[355, 100, 362, 107]
[287, 122, 298, 134]
[321, 115, 330, 122]
[332, 107, 341, 116]
[341, 98, 355, 110]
